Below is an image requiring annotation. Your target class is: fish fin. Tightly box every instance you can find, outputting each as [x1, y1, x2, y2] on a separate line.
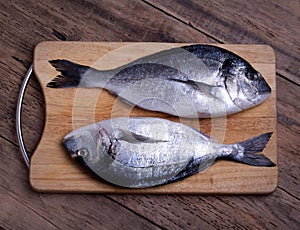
[169, 78, 213, 92]
[116, 129, 168, 144]
[227, 132, 276, 167]
[47, 59, 89, 88]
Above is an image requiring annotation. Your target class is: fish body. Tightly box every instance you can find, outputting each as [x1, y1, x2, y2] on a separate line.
[47, 45, 271, 118]
[63, 117, 275, 188]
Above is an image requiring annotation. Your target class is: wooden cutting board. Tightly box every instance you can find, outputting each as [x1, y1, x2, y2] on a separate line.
[30, 42, 277, 194]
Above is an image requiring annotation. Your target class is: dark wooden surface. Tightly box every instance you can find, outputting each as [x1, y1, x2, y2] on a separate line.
[1, 0, 299, 229]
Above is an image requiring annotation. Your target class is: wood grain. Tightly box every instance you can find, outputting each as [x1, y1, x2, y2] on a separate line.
[107, 189, 300, 229]
[29, 42, 277, 194]
[276, 76, 300, 198]
[1, 0, 299, 229]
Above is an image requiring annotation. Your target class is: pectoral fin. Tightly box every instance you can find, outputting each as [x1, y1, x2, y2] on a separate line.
[168, 78, 215, 95]
[116, 129, 168, 144]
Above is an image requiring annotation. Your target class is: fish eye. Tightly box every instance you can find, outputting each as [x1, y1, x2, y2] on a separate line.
[76, 148, 89, 157]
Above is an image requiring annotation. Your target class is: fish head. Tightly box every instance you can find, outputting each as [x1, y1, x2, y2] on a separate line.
[63, 124, 112, 163]
[223, 59, 271, 110]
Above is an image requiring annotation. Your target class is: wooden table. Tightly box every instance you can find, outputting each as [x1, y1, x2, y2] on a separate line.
[1, 1, 299, 229]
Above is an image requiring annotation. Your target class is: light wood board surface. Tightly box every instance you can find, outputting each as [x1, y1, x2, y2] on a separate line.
[30, 42, 277, 194]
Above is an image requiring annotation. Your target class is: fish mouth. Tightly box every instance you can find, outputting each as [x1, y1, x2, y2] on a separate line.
[256, 74, 271, 95]
[63, 136, 78, 158]
[254, 78, 271, 105]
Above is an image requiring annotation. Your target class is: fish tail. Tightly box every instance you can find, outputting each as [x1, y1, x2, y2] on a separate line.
[47, 59, 89, 88]
[228, 132, 276, 167]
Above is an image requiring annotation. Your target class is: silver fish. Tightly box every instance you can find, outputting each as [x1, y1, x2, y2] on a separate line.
[47, 45, 271, 118]
[63, 117, 275, 188]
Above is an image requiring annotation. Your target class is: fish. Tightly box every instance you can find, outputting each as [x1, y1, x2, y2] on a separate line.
[63, 117, 275, 188]
[47, 44, 271, 118]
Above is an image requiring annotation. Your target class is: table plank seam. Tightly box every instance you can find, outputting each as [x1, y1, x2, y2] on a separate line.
[142, 0, 223, 44]
[3, 190, 60, 229]
[277, 73, 300, 88]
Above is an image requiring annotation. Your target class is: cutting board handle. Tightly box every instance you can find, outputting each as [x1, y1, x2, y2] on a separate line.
[16, 65, 34, 168]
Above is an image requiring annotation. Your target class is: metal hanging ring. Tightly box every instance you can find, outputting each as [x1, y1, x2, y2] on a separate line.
[16, 65, 33, 168]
